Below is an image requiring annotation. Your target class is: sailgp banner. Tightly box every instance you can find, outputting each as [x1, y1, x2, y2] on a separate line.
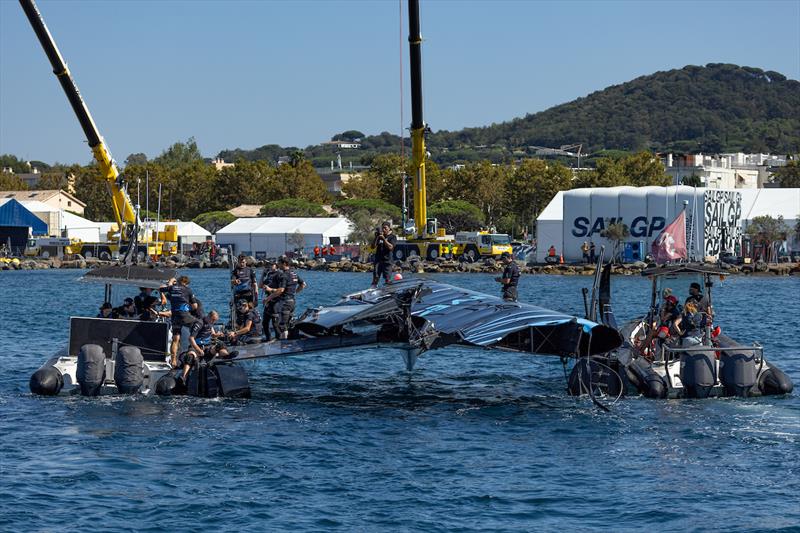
[703, 190, 742, 257]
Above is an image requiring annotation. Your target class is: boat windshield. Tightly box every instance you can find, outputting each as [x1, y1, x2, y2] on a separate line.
[653, 272, 707, 309]
[491, 234, 511, 245]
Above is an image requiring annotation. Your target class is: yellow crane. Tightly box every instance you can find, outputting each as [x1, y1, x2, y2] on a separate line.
[19, 0, 176, 262]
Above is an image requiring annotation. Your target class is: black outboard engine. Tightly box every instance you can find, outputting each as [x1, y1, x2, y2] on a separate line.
[719, 351, 756, 397]
[30, 366, 63, 396]
[114, 346, 144, 394]
[680, 349, 717, 399]
[187, 364, 251, 399]
[77, 344, 106, 396]
[155, 372, 179, 396]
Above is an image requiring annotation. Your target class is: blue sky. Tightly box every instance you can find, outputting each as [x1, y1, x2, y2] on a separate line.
[1, 0, 798, 165]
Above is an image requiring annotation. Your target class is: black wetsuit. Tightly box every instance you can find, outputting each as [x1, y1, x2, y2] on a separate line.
[501, 261, 520, 302]
[232, 265, 254, 303]
[373, 233, 397, 284]
[275, 268, 304, 337]
[234, 308, 262, 343]
[261, 268, 280, 340]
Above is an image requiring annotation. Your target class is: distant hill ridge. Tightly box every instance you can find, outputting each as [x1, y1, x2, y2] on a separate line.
[219, 64, 799, 165]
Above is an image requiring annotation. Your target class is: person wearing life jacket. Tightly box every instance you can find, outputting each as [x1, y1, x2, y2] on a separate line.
[313, 245, 321, 258]
[227, 300, 262, 345]
[263, 256, 306, 340]
[231, 255, 255, 304]
[178, 310, 233, 382]
[162, 275, 199, 367]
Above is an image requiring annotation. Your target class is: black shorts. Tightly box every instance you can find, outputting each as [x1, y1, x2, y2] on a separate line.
[171, 311, 196, 334]
[276, 298, 295, 333]
[373, 261, 391, 283]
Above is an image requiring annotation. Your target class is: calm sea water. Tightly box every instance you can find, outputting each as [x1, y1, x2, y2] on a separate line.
[1, 269, 798, 532]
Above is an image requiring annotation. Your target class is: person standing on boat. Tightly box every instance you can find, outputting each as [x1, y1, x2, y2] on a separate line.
[231, 255, 255, 304]
[589, 241, 596, 263]
[496, 251, 520, 302]
[260, 261, 281, 341]
[164, 275, 199, 367]
[371, 222, 396, 288]
[264, 256, 306, 339]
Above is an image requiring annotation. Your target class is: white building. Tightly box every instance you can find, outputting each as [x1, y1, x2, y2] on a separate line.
[0, 198, 99, 240]
[215, 217, 354, 258]
[663, 153, 788, 189]
[536, 186, 800, 263]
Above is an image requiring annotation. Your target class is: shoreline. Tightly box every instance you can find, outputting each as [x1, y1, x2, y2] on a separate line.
[2, 256, 799, 277]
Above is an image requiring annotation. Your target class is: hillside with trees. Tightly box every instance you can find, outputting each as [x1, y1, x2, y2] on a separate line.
[214, 64, 798, 166]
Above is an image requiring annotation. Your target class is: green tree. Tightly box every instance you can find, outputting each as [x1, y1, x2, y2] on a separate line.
[332, 130, 365, 141]
[505, 159, 572, 235]
[746, 215, 788, 262]
[773, 160, 800, 188]
[0, 172, 29, 190]
[260, 198, 327, 217]
[428, 200, 484, 233]
[341, 172, 382, 200]
[152, 137, 203, 167]
[193, 210, 236, 233]
[444, 160, 510, 226]
[600, 221, 630, 263]
[34, 172, 69, 190]
[124, 153, 148, 167]
[681, 174, 703, 187]
[347, 209, 385, 245]
[273, 160, 328, 204]
[332, 198, 400, 221]
[0, 154, 30, 174]
[622, 151, 672, 186]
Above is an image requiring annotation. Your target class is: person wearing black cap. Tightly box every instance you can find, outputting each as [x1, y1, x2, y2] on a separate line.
[114, 297, 138, 319]
[495, 251, 520, 302]
[231, 255, 256, 304]
[685, 281, 712, 318]
[97, 302, 117, 319]
[370, 221, 396, 288]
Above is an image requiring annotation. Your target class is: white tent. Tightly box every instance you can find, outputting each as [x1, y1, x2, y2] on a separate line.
[535, 191, 564, 263]
[61, 211, 101, 242]
[215, 217, 354, 258]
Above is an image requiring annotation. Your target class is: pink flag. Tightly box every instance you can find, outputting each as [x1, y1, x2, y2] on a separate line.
[651, 210, 687, 263]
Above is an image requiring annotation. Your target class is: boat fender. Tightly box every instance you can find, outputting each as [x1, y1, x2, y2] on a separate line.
[76, 344, 106, 397]
[114, 346, 144, 394]
[155, 372, 179, 396]
[718, 352, 756, 397]
[758, 366, 794, 396]
[629, 358, 667, 399]
[680, 350, 717, 399]
[29, 366, 63, 396]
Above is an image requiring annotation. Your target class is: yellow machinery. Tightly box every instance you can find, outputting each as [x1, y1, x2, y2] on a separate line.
[20, 0, 176, 262]
[452, 231, 513, 261]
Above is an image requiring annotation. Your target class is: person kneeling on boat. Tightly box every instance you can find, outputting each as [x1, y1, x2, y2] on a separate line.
[227, 300, 262, 345]
[178, 340, 235, 384]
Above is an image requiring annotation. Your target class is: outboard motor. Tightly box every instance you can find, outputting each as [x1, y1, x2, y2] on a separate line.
[680, 348, 717, 399]
[187, 364, 250, 398]
[77, 344, 106, 396]
[114, 346, 144, 394]
[719, 352, 757, 397]
[30, 366, 63, 396]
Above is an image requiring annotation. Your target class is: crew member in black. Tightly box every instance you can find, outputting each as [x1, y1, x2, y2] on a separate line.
[162, 275, 199, 367]
[139, 295, 168, 322]
[134, 287, 165, 315]
[264, 256, 306, 340]
[114, 297, 138, 319]
[178, 310, 232, 382]
[231, 255, 256, 304]
[496, 251, 520, 302]
[97, 302, 117, 319]
[371, 221, 397, 288]
[228, 300, 262, 344]
[260, 261, 281, 341]
[685, 282, 712, 319]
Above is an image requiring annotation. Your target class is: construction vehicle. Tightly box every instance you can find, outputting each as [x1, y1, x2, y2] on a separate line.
[24, 236, 77, 258]
[452, 231, 513, 261]
[20, 0, 176, 263]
